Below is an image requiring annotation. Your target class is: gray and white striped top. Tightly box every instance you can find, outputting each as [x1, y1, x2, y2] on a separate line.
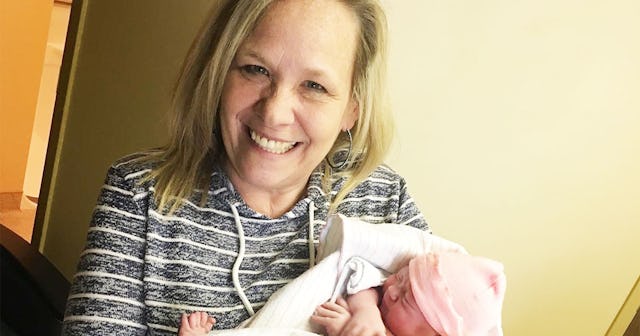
[62, 153, 428, 335]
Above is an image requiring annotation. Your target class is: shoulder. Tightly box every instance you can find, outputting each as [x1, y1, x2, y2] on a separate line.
[108, 151, 159, 179]
[102, 151, 160, 192]
[335, 164, 415, 223]
[368, 164, 407, 184]
[348, 164, 408, 196]
[92, 152, 160, 220]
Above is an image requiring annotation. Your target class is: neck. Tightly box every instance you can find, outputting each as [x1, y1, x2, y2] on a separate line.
[222, 164, 308, 219]
[236, 184, 306, 218]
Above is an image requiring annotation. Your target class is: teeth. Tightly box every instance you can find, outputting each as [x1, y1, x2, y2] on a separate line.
[250, 130, 296, 154]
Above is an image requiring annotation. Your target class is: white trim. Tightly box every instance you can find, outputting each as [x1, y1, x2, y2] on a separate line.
[67, 293, 144, 307]
[80, 248, 144, 263]
[63, 315, 147, 329]
[102, 184, 133, 196]
[95, 205, 145, 220]
[73, 271, 143, 285]
[88, 227, 145, 242]
[124, 169, 152, 180]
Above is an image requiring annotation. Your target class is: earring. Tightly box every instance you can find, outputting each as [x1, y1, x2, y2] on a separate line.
[327, 129, 352, 170]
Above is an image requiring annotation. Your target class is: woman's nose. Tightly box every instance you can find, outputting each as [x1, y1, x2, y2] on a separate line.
[259, 85, 295, 126]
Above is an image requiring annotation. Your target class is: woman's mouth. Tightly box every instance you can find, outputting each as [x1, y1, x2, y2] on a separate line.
[250, 129, 297, 154]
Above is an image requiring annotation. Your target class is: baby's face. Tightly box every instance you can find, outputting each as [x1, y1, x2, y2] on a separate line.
[380, 266, 439, 336]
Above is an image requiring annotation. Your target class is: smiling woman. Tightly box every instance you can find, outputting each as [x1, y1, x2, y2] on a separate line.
[219, 0, 359, 218]
[61, 0, 430, 335]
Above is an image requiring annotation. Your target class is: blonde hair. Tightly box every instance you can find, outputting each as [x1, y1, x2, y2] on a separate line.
[145, 0, 394, 213]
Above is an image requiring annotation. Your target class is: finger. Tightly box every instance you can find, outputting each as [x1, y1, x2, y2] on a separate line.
[188, 312, 202, 326]
[198, 312, 209, 326]
[205, 316, 216, 329]
[336, 297, 350, 309]
[315, 305, 341, 318]
[321, 302, 349, 314]
[181, 313, 190, 327]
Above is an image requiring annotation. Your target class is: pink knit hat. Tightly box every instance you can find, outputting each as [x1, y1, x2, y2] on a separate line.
[408, 252, 506, 336]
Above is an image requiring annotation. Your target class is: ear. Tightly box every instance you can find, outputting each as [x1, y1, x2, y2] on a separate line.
[341, 98, 359, 130]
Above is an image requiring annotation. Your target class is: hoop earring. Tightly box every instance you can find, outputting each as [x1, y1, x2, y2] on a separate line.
[327, 129, 352, 170]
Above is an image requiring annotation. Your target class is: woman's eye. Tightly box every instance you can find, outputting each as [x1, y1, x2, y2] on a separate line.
[304, 80, 326, 92]
[241, 65, 269, 77]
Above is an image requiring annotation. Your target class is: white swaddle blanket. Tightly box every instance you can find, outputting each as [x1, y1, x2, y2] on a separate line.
[211, 214, 467, 336]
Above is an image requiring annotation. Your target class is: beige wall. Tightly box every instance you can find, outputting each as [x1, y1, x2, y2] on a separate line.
[39, 0, 212, 278]
[382, 0, 640, 335]
[0, 0, 52, 192]
[40, 1, 638, 335]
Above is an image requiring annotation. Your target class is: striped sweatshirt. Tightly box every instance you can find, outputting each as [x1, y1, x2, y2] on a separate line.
[62, 153, 429, 335]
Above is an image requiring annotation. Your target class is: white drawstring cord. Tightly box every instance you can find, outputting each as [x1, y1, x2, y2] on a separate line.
[308, 201, 316, 268]
[229, 203, 255, 316]
[230, 200, 316, 315]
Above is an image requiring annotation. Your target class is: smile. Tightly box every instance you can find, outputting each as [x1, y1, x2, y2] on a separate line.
[250, 130, 296, 154]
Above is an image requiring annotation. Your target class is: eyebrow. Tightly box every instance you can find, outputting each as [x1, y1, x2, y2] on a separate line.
[236, 49, 267, 65]
[405, 284, 422, 310]
[404, 288, 420, 311]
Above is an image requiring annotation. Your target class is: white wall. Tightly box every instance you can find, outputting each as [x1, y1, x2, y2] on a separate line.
[382, 1, 640, 335]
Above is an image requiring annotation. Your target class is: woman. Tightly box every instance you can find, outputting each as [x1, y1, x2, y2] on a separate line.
[62, 0, 429, 334]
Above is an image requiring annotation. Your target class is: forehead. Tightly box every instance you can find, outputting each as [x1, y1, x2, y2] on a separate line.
[242, 0, 359, 65]
[260, 0, 356, 31]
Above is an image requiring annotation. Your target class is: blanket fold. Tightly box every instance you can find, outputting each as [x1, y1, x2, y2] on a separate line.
[329, 256, 388, 303]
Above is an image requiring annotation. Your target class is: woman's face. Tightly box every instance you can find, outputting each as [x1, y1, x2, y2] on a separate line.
[381, 266, 439, 336]
[220, 0, 359, 199]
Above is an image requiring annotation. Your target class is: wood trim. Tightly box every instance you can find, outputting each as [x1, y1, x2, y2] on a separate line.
[624, 307, 640, 336]
[608, 276, 640, 336]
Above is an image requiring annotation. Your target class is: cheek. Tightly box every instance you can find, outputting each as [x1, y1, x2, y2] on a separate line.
[218, 108, 240, 145]
[383, 307, 406, 335]
[295, 116, 338, 148]
[221, 75, 263, 114]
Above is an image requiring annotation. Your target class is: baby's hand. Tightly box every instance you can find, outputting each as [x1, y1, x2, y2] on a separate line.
[311, 297, 352, 336]
[339, 304, 386, 336]
[178, 312, 215, 336]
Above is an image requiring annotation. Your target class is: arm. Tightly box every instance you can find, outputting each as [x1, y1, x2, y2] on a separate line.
[312, 290, 386, 336]
[62, 163, 149, 335]
[339, 288, 386, 336]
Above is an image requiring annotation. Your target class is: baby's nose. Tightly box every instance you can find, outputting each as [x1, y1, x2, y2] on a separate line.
[387, 285, 400, 301]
